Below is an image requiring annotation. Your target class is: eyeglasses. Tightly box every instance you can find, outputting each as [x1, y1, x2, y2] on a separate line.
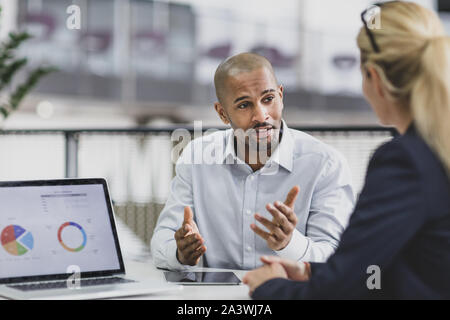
[361, 1, 403, 53]
[361, 3, 383, 53]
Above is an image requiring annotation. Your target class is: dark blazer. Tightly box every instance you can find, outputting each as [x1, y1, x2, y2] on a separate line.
[252, 125, 450, 299]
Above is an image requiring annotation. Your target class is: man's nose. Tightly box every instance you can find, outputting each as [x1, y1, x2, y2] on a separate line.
[252, 103, 269, 123]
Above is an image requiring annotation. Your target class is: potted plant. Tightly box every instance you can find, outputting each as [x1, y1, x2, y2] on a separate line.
[0, 6, 56, 126]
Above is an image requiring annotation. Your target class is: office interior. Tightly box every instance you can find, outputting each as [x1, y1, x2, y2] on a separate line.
[0, 0, 448, 268]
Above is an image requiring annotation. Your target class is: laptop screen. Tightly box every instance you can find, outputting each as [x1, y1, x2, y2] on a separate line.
[0, 179, 124, 283]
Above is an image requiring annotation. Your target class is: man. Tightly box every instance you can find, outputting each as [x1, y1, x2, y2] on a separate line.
[150, 53, 355, 270]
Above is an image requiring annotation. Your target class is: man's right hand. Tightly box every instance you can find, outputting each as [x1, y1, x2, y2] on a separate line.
[174, 206, 206, 266]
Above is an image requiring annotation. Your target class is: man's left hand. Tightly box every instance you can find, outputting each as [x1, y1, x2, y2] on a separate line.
[251, 185, 300, 251]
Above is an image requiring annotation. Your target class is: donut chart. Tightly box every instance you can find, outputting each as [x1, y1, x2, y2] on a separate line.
[1, 225, 34, 256]
[57, 222, 87, 252]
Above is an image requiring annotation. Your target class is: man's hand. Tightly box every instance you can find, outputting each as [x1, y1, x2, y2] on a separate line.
[242, 262, 288, 296]
[260, 255, 311, 281]
[174, 206, 206, 266]
[251, 186, 300, 251]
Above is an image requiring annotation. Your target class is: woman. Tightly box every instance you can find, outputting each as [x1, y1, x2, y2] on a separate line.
[243, 1, 450, 299]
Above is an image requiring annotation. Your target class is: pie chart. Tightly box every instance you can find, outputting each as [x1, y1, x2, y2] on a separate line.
[1, 225, 34, 256]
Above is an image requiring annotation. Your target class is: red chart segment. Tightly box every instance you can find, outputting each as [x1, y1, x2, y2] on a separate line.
[1, 225, 16, 245]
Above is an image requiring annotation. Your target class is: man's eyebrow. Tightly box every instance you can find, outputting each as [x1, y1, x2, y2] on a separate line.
[261, 89, 276, 95]
[233, 95, 250, 104]
[233, 89, 276, 104]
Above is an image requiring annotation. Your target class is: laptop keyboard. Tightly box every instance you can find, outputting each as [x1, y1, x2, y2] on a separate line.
[7, 277, 136, 291]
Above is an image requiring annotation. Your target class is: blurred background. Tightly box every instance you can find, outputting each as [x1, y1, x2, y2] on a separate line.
[0, 0, 448, 258]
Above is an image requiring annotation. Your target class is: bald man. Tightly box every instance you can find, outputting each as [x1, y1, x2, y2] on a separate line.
[151, 53, 355, 270]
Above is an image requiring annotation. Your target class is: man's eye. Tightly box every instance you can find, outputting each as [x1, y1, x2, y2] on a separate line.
[264, 96, 274, 103]
[237, 103, 249, 109]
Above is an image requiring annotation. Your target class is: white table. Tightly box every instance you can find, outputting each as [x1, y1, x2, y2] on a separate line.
[0, 259, 250, 300]
[122, 259, 251, 300]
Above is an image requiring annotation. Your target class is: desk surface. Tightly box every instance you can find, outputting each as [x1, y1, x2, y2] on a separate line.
[122, 259, 250, 300]
[0, 259, 251, 300]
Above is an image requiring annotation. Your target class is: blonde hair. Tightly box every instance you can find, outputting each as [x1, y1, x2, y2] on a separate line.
[357, 1, 450, 176]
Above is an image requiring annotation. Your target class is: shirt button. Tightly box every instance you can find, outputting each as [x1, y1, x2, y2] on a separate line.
[246, 246, 252, 252]
[246, 209, 252, 215]
[249, 175, 254, 181]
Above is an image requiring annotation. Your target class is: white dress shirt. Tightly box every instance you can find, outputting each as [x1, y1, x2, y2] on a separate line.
[151, 121, 355, 270]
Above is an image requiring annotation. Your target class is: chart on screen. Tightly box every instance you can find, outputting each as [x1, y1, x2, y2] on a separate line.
[58, 221, 87, 252]
[1, 225, 34, 256]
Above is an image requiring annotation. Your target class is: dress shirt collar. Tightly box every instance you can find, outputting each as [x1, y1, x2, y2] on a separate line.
[223, 120, 294, 172]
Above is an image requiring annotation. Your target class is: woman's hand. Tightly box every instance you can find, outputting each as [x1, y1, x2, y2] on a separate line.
[260, 255, 311, 281]
[242, 262, 288, 296]
[242, 256, 311, 296]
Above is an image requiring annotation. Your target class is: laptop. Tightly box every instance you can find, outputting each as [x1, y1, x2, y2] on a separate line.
[0, 178, 180, 300]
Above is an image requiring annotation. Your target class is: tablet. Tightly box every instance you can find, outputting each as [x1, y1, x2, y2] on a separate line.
[164, 271, 241, 285]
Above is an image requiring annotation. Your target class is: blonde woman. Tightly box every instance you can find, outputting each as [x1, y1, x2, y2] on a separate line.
[243, 1, 450, 299]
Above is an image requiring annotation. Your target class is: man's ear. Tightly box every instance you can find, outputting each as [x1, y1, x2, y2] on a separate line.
[278, 84, 284, 100]
[367, 66, 385, 98]
[278, 84, 284, 112]
[214, 102, 230, 125]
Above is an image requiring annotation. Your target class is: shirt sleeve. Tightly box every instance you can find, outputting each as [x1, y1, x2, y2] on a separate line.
[252, 140, 426, 299]
[275, 229, 309, 260]
[150, 143, 199, 271]
[293, 150, 356, 262]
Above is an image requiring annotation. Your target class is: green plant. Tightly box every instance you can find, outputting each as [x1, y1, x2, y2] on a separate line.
[0, 7, 56, 120]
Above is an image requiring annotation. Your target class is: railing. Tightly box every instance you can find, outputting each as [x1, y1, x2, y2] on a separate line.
[0, 125, 395, 246]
